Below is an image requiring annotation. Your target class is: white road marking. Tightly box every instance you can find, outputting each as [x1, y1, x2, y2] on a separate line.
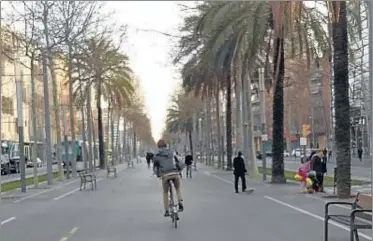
[306, 194, 373, 217]
[69, 227, 79, 235]
[265, 195, 372, 240]
[14, 180, 78, 203]
[54, 188, 80, 201]
[204, 171, 234, 184]
[0, 217, 16, 226]
[53, 178, 102, 201]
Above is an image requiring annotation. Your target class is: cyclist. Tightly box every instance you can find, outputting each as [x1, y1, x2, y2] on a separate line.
[153, 139, 184, 217]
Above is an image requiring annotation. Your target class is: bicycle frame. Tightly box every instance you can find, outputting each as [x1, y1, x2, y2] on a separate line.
[168, 179, 179, 228]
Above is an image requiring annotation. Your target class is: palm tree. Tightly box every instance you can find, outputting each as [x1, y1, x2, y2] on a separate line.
[166, 91, 201, 156]
[72, 37, 134, 169]
[175, 1, 333, 179]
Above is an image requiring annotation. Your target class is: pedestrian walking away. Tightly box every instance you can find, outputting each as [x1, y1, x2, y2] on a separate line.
[233, 151, 247, 193]
[184, 153, 193, 178]
[358, 148, 363, 162]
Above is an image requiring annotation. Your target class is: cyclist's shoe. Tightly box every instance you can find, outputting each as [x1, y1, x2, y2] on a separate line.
[164, 211, 170, 217]
[178, 202, 184, 212]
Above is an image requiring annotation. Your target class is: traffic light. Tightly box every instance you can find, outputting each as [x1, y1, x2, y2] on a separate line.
[302, 124, 311, 137]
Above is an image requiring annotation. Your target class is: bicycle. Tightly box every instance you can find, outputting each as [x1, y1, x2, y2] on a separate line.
[168, 179, 180, 228]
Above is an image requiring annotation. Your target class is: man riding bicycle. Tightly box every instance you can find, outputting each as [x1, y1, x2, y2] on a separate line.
[153, 140, 184, 217]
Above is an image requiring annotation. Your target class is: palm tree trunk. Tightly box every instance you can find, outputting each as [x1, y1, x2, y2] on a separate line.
[106, 106, 111, 164]
[332, 1, 350, 198]
[116, 115, 121, 164]
[246, 75, 258, 177]
[206, 100, 213, 165]
[235, 76, 243, 153]
[110, 111, 115, 165]
[226, 74, 233, 170]
[192, 114, 198, 168]
[97, 83, 105, 169]
[133, 129, 137, 159]
[122, 116, 127, 161]
[215, 89, 222, 168]
[188, 130, 193, 156]
[271, 36, 286, 183]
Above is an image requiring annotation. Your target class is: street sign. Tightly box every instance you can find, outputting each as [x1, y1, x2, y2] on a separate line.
[300, 137, 307, 146]
[261, 134, 268, 141]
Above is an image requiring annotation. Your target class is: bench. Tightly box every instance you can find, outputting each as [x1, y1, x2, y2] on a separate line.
[107, 166, 117, 179]
[78, 170, 97, 191]
[324, 192, 372, 241]
[127, 159, 134, 168]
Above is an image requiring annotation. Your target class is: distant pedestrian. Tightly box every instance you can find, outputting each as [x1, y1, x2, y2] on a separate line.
[358, 148, 363, 162]
[233, 151, 247, 193]
[184, 154, 193, 178]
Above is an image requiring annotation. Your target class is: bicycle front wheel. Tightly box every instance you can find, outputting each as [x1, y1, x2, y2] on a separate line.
[174, 215, 178, 228]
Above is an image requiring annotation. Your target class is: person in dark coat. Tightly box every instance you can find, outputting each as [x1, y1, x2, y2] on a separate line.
[358, 148, 363, 162]
[184, 154, 193, 178]
[233, 151, 247, 193]
[146, 152, 154, 168]
[311, 151, 326, 192]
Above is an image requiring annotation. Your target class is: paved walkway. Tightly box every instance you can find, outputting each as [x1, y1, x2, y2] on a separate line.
[0, 160, 371, 241]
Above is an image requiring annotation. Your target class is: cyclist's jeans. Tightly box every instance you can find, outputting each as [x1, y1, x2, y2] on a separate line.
[162, 174, 183, 212]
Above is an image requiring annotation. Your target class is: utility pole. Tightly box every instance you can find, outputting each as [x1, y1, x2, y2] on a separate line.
[13, 34, 26, 192]
[367, 2, 373, 239]
[42, 52, 53, 185]
[259, 68, 267, 181]
[16, 71, 26, 192]
[62, 104, 70, 179]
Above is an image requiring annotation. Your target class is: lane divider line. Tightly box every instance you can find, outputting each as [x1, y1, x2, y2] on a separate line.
[264, 195, 372, 241]
[53, 178, 102, 201]
[0, 216, 16, 226]
[59, 226, 79, 241]
[14, 180, 78, 203]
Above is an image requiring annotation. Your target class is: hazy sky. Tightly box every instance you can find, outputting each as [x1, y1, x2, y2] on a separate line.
[1, 1, 191, 141]
[105, 1, 188, 141]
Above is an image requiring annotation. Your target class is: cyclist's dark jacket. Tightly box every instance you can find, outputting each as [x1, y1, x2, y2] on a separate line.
[153, 148, 179, 177]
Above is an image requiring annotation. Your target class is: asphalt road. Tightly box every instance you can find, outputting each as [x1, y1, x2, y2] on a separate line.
[0, 161, 371, 241]
[1, 164, 59, 183]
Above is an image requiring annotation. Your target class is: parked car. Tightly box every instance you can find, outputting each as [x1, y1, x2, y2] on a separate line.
[292, 149, 301, 157]
[284, 151, 290, 157]
[26, 158, 43, 168]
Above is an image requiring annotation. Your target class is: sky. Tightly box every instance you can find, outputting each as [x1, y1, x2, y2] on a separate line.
[1, 1, 190, 142]
[104, 1, 189, 141]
